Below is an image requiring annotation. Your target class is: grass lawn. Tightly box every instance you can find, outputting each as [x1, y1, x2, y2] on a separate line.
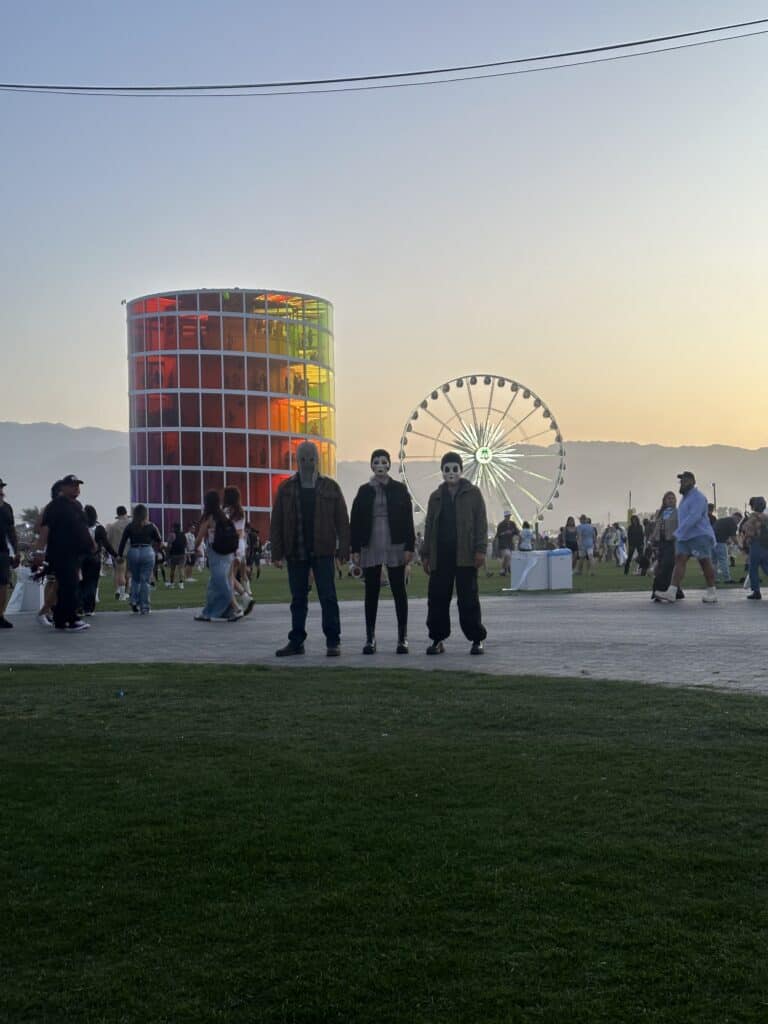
[93, 557, 728, 612]
[2, 665, 767, 1023]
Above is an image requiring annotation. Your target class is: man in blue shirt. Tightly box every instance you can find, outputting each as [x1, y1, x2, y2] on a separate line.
[656, 471, 717, 604]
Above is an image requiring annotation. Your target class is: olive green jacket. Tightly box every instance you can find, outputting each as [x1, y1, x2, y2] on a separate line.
[421, 479, 488, 570]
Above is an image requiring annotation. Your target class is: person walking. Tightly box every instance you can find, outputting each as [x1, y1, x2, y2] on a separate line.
[350, 448, 415, 654]
[106, 505, 131, 600]
[422, 451, 488, 656]
[741, 497, 768, 599]
[270, 441, 350, 656]
[223, 486, 255, 616]
[38, 474, 95, 632]
[495, 512, 519, 577]
[575, 515, 596, 575]
[117, 504, 161, 615]
[194, 491, 241, 622]
[80, 505, 119, 615]
[624, 515, 645, 575]
[712, 511, 742, 584]
[650, 491, 685, 601]
[656, 471, 718, 604]
[0, 477, 19, 629]
[562, 516, 579, 567]
[166, 521, 187, 589]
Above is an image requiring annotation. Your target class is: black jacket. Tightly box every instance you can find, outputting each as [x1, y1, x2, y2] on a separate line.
[350, 479, 416, 553]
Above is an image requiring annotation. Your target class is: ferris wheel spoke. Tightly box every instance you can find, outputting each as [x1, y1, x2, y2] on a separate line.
[481, 379, 496, 444]
[491, 477, 525, 527]
[421, 406, 465, 446]
[442, 391, 475, 442]
[515, 465, 555, 483]
[497, 389, 520, 424]
[493, 407, 538, 449]
[465, 380, 481, 436]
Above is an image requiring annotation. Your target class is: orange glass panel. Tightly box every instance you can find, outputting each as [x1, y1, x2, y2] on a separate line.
[225, 433, 247, 467]
[271, 437, 292, 471]
[247, 396, 268, 430]
[246, 357, 268, 392]
[179, 355, 199, 389]
[128, 299, 146, 316]
[248, 434, 269, 467]
[178, 293, 197, 312]
[201, 394, 222, 427]
[224, 395, 246, 429]
[200, 315, 221, 350]
[202, 433, 223, 466]
[179, 316, 199, 349]
[180, 394, 200, 427]
[225, 471, 247, 497]
[268, 321, 288, 355]
[199, 292, 221, 312]
[271, 474, 290, 502]
[161, 394, 179, 428]
[245, 291, 266, 314]
[246, 319, 267, 353]
[158, 317, 177, 350]
[132, 358, 146, 390]
[181, 432, 201, 465]
[163, 432, 180, 465]
[222, 318, 244, 350]
[145, 297, 161, 314]
[269, 359, 289, 393]
[222, 290, 244, 313]
[200, 356, 222, 390]
[145, 318, 160, 352]
[223, 356, 245, 390]
[134, 395, 147, 430]
[203, 470, 224, 493]
[158, 295, 177, 312]
[182, 470, 201, 505]
[248, 474, 270, 507]
[146, 395, 163, 428]
[161, 355, 179, 389]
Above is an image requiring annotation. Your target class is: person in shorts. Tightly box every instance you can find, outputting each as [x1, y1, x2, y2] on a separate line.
[656, 471, 717, 604]
[575, 514, 596, 575]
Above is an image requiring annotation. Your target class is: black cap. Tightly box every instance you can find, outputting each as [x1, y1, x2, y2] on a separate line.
[60, 474, 84, 486]
[677, 470, 696, 483]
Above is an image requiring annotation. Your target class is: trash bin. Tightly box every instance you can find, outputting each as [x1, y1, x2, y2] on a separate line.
[506, 551, 549, 591]
[547, 548, 573, 590]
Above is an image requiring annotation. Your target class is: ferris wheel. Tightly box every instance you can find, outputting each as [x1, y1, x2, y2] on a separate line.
[398, 374, 565, 526]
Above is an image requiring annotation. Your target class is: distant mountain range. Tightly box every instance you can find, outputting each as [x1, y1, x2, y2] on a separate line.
[2, 421, 766, 527]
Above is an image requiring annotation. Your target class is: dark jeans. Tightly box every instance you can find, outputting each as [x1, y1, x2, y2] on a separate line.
[51, 557, 81, 629]
[80, 555, 101, 614]
[363, 565, 407, 640]
[624, 542, 642, 575]
[287, 556, 341, 648]
[652, 539, 681, 596]
[749, 542, 768, 594]
[427, 562, 486, 643]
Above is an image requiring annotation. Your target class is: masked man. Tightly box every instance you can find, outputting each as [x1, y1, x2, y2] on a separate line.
[270, 441, 350, 656]
[422, 451, 488, 655]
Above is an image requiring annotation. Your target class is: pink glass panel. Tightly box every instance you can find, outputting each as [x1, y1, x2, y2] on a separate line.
[182, 470, 201, 505]
[147, 432, 162, 465]
[163, 470, 180, 504]
[181, 432, 201, 465]
[147, 471, 162, 503]
[163, 431, 180, 465]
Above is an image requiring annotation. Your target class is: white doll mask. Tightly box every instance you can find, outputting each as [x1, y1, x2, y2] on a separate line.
[371, 456, 391, 479]
[442, 462, 463, 485]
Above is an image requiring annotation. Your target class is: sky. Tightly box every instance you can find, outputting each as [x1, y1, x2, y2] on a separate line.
[1, 1, 767, 457]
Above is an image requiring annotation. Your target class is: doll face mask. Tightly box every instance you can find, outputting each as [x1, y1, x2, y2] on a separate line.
[442, 462, 463, 485]
[371, 455, 391, 478]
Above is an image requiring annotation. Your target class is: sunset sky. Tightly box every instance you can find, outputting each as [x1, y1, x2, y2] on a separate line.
[1, 1, 767, 455]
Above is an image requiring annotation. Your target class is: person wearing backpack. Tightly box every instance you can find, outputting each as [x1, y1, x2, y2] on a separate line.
[194, 490, 242, 622]
[166, 521, 187, 590]
[741, 496, 768, 600]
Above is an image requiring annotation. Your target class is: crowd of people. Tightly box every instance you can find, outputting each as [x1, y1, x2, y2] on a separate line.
[1, 461, 766, 640]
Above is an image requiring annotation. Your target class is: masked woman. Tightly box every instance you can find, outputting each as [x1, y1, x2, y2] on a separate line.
[350, 449, 415, 654]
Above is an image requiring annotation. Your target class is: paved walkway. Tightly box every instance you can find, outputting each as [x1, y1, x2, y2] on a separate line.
[3, 589, 766, 694]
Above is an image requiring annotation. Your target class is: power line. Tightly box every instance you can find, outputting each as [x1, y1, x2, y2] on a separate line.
[0, 17, 766, 96]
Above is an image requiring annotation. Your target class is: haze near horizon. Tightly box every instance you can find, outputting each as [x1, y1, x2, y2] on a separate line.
[1, 1, 766, 457]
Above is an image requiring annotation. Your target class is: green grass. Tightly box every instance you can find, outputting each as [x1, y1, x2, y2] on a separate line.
[2, 665, 768, 1023]
[95, 557, 724, 612]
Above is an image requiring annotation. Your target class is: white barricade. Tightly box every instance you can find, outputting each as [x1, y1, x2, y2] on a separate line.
[547, 548, 573, 590]
[5, 566, 43, 615]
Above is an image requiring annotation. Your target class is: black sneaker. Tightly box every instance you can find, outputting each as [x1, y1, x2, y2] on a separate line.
[426, 641, 445, 655]
[362, 639, 376, 655]
[396, 638, 409, 654]
[67, 621, 90, 632]
[470, 641, 485, 655]
[326, 646, 341, 657]
[131, 604, 140, 614]
[747, 592, 762, 600]
[0, 616, 13, 629]
[276, 643, 305, 657]
[241, 599, 256, 617]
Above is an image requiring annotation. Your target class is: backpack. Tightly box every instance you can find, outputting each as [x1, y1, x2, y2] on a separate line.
[211, 515, 239, 555]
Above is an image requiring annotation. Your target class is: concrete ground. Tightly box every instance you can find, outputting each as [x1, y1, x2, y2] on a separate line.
[3, 588, 766, 694]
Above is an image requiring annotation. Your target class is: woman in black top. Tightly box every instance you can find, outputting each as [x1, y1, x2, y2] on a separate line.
[624, 515, 645, 576]
[80, 505, 118, 615]
[118, 504, 161, 614]
[350, 449, 415, 654]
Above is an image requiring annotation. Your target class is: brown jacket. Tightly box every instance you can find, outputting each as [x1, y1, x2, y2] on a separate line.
[270, 474, 350, 562]
[421, 479, 488, 571]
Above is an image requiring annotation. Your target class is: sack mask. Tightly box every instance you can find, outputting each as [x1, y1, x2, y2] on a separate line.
[296, 441, 319, 489]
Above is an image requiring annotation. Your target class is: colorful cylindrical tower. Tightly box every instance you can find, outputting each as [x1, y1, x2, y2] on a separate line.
[127, 288, 335, 537]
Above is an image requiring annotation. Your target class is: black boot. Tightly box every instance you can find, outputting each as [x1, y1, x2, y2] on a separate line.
[426, 640, 445, 655]
[363, 637, 377, 654]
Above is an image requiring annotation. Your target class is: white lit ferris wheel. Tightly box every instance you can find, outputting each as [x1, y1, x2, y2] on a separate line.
[398, 374, 565, 526]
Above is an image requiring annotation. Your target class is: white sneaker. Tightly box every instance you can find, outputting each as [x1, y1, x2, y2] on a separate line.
[702, 587, 718, 604]
[178, 582, 185, 591]
[655, 587, 677, 603]
[37, 611, 53, 627]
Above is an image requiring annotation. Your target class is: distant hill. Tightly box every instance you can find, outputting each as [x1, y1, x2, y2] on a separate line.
[2, 422, 766, 527]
